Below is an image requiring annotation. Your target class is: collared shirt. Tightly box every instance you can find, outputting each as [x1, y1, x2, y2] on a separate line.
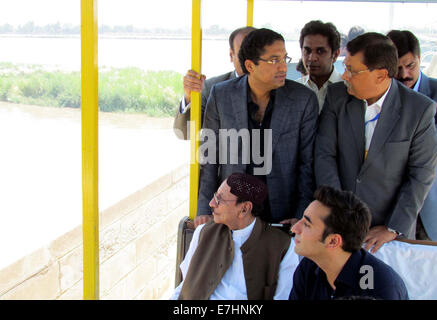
[246, 87, 275, 221]
[297, 68, 343, 113]
[364, 82, 391, 157]
[289, 249, 409, 300]
[171, 220, 299, 300]
[412, 71, 423, 92]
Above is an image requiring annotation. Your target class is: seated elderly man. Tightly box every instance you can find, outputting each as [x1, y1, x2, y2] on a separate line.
[289, 186, 409, 300]
[171, 172, 298, 300]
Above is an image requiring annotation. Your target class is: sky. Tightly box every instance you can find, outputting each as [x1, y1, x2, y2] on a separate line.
[0, 0, 436, 35]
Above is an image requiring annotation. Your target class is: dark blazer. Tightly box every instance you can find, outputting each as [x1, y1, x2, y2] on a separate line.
[417, 73, 437, 239]
[173, 71, 236, 140]
[419, 73, 437, 103]
[315, 79, 437, 239]
[197, 75, 319, 222]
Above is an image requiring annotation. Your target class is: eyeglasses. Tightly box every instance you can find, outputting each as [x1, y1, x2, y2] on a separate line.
[258, 55, 292, 65]
[213, 192, 237, 206]
[342, 62, 370, 77]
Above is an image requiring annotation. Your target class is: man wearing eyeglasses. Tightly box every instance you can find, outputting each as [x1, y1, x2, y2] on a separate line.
[171, 173, 298, 300]
[173, 26, 256, 140]
[315, 33, 437, 252]
[387, 30, 437, 241]
[195, 28, 319, 228]
[297, 20, 343, 113]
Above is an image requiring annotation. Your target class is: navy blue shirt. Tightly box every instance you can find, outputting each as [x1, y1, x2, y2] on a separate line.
[289, 249, 409, 300]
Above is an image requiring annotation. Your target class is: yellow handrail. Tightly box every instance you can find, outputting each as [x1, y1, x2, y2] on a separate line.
[81, 0, 99, 300]
[189, 0, 202, 220]
[189, 0, 254, 220]
[247, 0, 254, 27]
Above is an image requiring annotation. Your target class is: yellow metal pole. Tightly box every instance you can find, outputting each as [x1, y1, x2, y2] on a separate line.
[189, 0, 202, 220]
[247, 0, 254, 27]
[81, 0, 99, 300]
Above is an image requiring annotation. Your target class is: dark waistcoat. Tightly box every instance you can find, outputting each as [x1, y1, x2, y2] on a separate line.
[179, 217, 291, 300]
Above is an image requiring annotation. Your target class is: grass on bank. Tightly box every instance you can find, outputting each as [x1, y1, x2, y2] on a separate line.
[0, 62, 183, 117]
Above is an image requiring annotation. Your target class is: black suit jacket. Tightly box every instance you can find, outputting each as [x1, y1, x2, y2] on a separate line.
[315, 80, 437, 238]
[173, 71, 236, 140]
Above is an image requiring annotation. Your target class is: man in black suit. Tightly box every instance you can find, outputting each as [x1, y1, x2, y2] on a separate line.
[195, 28, 318, 227]
[387, 30, 437, 240]
[173, 26, 255, 140]
[315, 33, 437, 251]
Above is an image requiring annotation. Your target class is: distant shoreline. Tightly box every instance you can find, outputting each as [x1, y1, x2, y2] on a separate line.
[0, 33, 229, 41]
[0, 101, 174, 129]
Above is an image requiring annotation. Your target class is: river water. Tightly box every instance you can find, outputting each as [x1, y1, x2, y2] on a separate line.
[0, 35, 303, 77]
[0, 101, 190, 271]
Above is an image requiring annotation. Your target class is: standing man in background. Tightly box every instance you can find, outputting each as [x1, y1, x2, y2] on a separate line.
[173, 26, 255, 140]
[297, 20, 343, 112]
[387, 30, 437, 241]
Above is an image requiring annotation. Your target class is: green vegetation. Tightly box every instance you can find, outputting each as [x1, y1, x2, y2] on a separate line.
[0, 62, 183, 117]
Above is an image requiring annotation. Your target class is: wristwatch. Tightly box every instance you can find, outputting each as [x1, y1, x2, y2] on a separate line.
[387, 227, 401, 236]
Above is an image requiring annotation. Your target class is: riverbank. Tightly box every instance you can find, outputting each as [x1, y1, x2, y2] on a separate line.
[0, 63, 183, 116]
[0, 101, 189, 271]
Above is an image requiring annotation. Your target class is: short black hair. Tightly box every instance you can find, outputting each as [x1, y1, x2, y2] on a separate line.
[346, 32, 398, 78]
[314, 186, 371, 253]
[228, 26, 257, 51]
[238, 28, 285, 75]
[299, 20, 341, 53]
[387, 30, 420, 58]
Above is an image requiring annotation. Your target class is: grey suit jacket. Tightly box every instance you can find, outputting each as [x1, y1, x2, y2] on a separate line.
[419, 73, 437, 104]
[417, 73, 437, 239]
[197, 75, 319, 222]
[315, 79, 437, 238]
[173, 71, 236, 140]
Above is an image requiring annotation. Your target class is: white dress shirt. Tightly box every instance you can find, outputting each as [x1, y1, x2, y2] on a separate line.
[170, 219, 299, 300]
[297, 68, 343, 113]
[364, 83, 391, 158]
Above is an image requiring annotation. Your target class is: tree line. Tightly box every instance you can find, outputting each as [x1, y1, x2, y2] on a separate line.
[0, 22, 235, 37]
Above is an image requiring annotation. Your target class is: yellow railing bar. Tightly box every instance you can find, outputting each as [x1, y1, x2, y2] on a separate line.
[81, 0, 99, 300]
[189, 0, 202, 220]
[247, 0, 254, 27]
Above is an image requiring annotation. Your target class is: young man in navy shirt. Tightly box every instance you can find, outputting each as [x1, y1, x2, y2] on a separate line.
[289, 186, 408, 300]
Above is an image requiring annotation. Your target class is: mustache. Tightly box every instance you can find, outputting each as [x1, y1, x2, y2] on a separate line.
[399, 77, 414, 83]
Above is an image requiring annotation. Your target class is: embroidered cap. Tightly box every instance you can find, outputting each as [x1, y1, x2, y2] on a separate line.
[226, 173, 268, 205]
